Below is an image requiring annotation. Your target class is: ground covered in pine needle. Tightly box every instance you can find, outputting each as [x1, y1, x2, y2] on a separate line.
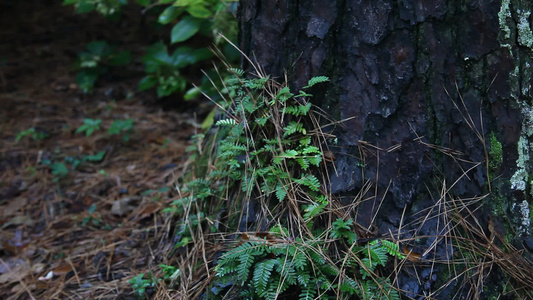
[0, 2, 203, 298]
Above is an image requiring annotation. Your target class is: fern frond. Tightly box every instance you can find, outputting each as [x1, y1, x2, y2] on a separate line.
[339, 277, 360, 296]
[275, 182, 287, 202]
[283, 102, 311, 116]
[294, 174, 320, 191]
[303, 76, 329, 88]
[307, 155, 322, 167]
[381, 240, 405, 259]
[229, 67, 245, 77]
[299, 285, 317, 300]
[368, 241, 389, 266]
[275, 86, 294, 104]
[283, 121, 306, 137]
[237, 252, 255, 284]
[216, 118, 237, 126]
[253, 259, 276, 295]
[295, 157, 310, 170]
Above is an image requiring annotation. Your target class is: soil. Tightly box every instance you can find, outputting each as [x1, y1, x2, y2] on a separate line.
[0, 1, 201, 299]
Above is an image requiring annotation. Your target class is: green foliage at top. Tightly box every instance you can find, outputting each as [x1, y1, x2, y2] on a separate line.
[64, 0, 238, 100]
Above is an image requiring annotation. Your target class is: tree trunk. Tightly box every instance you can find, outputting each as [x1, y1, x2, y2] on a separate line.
[239, 0, 533, 297]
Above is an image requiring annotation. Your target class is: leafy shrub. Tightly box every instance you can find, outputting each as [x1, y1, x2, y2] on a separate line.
[63, 0, 238, 99]
[168, 69, 406, 298]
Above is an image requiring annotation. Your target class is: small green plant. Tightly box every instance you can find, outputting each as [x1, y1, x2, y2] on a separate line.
[81, 203, 100, 226]
[107, 118, 134, 141]
[76, 118, 102, 136]
[128, 273, 159, 298]
[41, 150, 106, 182]
[16, 128, 49, 142]
[75, 41, 130, 93]
[41, 160, 69, 182]
[159, 264, 180, 280]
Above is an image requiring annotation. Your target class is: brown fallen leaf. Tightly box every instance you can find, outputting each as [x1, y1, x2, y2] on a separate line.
[136, 203, 161, 219]
[402, 245, 422, 262]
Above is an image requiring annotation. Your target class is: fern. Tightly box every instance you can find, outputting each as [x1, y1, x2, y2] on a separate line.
[237, 253, 255, 284]
[295, 157, 310, 170]
[307, 155, 322, 167]
[253, 259, 276, 296]
[299, 285, 317, 300]
[283, 121, 306, 136]
[215, 118, 237, 126]
[245, 76, 270, 89]
[339, 277, 360, 296]
[368, 240, 389, 267]
[303, 202, 327, 221]
[229, 67, 245, 77]
[381, 240, 405, 259]
[294, 174, 320, 191]
[303, 76, 329, 88]
[283, 102, 311, 116]
[191, 70, 405, 299]
[275, 182, 287, 202]
[275, 86, 294, 104]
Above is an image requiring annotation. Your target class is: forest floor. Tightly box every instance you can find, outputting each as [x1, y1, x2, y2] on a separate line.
[0, 2, 201, 299]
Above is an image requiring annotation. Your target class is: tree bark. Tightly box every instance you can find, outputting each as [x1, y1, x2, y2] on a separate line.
[239, 0, 533, 297]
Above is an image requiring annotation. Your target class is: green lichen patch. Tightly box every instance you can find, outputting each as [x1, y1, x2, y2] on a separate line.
[489, 132, 503, 173]
[517, 9, 533, 49]
[498, 0, 512, 43]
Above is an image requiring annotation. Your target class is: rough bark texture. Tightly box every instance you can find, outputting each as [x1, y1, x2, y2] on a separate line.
[240, 0, 533, 297]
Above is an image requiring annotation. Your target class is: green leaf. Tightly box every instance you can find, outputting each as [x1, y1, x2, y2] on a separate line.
[201, 108, 216, 129]
[173, 0, 202, 6]
[171, 16, 201, 44]
[296, 158, 310, 170]
[294, 174, 320, 191]
[184, 86, 201, 100]
[186, 5, 212, 18]
[303, 76, 329, 88]
[284, 149, 298, 157]
[307, 155, 322, 166]
[142, 42, 171, 72]
[275, 182, 287, 202]
[171, 47, 212, 68]
[51, 162, 69, 178]
[158, 6, 180, 24]
[253, 260, 276, 295]
[76, 0, 95, 13]
[84, 150, 106, 162]
[138, 76, 158, 91]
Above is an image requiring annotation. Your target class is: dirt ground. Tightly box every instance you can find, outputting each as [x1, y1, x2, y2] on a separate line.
[0, 1, 201, 299]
